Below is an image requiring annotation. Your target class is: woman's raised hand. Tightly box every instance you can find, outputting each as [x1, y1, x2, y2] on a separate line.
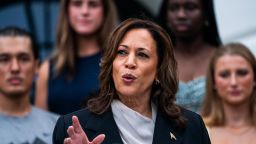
[64, 116, 105, 144]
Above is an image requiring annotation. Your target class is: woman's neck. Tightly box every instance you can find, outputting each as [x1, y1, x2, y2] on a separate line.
[223, 102, 252, 128]
[174, 36, 216, 81]
[175, 35, 211, 57]
[77, 36, 100, 57]
[119, 93, 152, 118]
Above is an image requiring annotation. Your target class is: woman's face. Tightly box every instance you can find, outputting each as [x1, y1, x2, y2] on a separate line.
[214, 55, 254, 106]
[112, 28, 158, 99]
[166, 0, 204, 38]
[68, 0, 104, 35]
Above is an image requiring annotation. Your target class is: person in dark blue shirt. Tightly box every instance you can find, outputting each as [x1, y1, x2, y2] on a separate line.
[35, 0, 118, 115]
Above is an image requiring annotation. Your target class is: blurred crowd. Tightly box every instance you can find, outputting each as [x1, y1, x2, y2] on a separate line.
[0, 0, 255, 144]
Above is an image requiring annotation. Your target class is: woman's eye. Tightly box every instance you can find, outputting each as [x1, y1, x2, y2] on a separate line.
[168, 5, 179, 12]
[185, 3, 198, 11]
[236, 69, 249, 76]
[137, 52, 149, 58]
[88, 1, 101, 8]
[219, 71, 230, 78]
[117, 50, 127, 56]
[0, 56, 9, 63]
[70, 0, 82, 7]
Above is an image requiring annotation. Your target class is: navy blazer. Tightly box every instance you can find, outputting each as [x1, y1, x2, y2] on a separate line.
[53, 107, 210, 144]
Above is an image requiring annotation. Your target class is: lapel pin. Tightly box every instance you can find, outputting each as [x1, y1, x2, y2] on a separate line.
[170, 132, 177, 141]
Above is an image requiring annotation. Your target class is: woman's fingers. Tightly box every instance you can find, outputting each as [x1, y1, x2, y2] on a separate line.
[64, 138, 72, 144]
[65, 116, 105, 144]
[67, 126, 76, 139]
[72, 116, 83, 133]
[91, 134, 105, 144]
[68, 115, 89, 143]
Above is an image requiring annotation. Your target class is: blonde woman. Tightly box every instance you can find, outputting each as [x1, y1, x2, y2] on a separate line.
[36, 0, 118, 115]
[201, 43, 256, 144]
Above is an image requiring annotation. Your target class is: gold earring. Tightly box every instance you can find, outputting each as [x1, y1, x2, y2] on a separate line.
[155, 79, 160, 85]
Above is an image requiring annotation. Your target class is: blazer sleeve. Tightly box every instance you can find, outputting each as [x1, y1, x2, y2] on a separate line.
[199, 116, 211, 144]
[52, 116, 68, 144]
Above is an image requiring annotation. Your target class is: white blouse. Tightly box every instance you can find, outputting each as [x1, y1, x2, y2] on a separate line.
[111, 100, 157, 144]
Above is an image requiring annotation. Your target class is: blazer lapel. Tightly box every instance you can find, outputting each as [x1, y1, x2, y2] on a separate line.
[85, 108, 123, 144]
[152, 111, 183, 144]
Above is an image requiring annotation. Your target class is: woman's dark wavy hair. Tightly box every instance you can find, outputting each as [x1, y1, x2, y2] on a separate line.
[88, 18, 186, 127]
[157, 0, 221, 46]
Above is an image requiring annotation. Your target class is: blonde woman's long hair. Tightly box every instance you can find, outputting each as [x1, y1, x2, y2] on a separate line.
[51, 0, 118, 77]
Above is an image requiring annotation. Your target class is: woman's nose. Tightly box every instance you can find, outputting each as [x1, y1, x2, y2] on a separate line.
[177, 8, 187, 18]
[125, 54, 136, 69]
[230, 74, 238, 86]
[81, 3, 89, 15]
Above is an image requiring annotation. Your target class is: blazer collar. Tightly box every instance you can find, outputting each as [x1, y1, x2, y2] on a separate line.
[152, 110, 183, 144]
[85, 108, 123, 144]
[84, 108, 184, 144]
